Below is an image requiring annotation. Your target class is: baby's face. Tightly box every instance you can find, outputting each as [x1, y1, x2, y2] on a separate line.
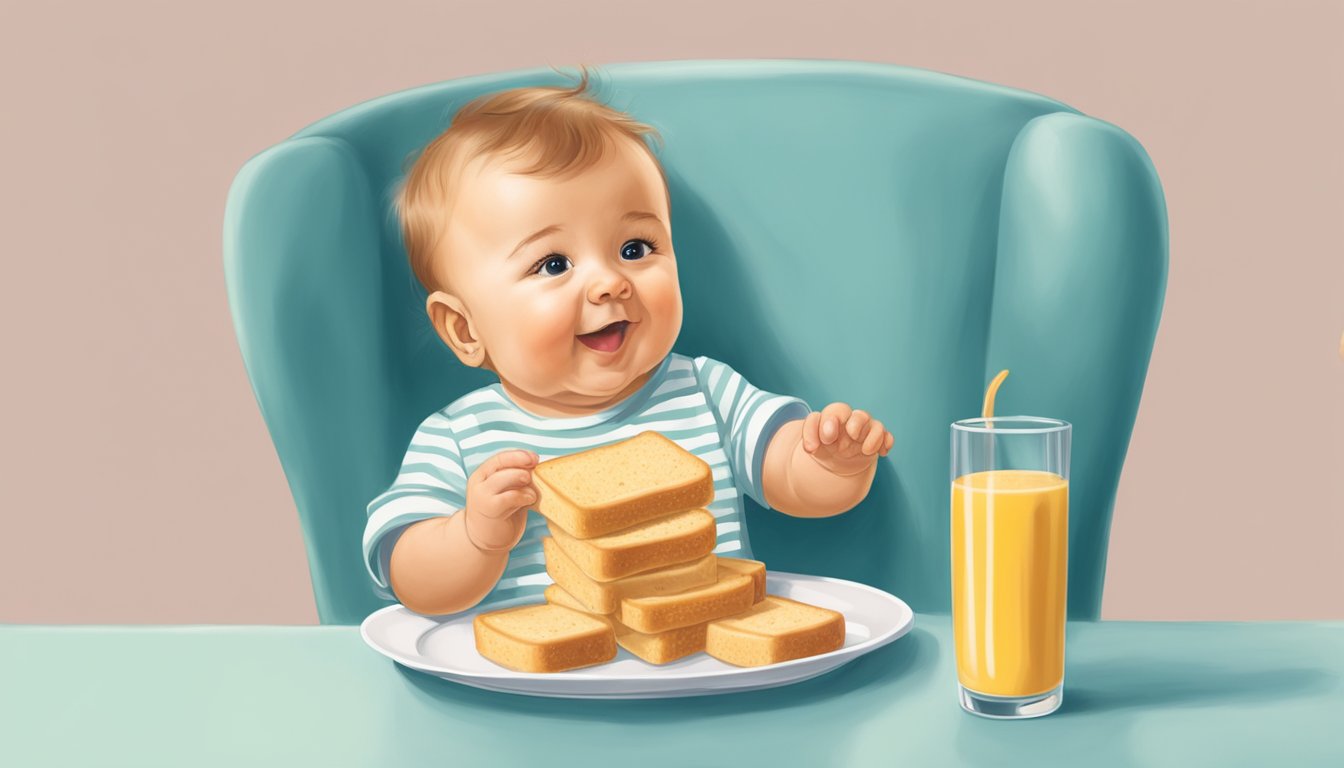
[431, 137, 682, 413]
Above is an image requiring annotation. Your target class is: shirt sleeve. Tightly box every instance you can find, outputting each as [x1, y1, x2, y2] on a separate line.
[362, 411, 469, 600]
[692, 356, 811, 511]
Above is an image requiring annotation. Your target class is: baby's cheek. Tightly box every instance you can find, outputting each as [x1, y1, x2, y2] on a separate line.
[517, 291, 580, 349]
[643, 269, 683, 329]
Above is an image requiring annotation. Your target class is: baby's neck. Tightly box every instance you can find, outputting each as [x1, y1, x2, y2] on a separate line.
[499, 369, 655, 418]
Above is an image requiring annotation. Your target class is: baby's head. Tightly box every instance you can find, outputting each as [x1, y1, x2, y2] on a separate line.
[396, 72, 682, 416]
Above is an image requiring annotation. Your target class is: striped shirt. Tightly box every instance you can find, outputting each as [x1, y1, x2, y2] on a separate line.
[363, 352, 811, 609]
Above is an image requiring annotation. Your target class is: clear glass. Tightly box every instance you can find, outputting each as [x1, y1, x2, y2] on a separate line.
[950, 416, 1071, 719]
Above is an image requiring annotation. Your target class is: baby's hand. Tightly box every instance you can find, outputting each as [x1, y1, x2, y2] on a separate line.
[463, 449, 539, 551]
[801, 403, 894, 477]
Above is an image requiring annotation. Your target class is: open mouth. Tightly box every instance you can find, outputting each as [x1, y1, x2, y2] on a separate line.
[577, 320, 632, 353]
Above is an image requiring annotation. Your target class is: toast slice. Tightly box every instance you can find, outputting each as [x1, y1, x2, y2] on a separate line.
[616, 621, 708, 665]
[617, 567, 755, 634]
[546, 585, 707, 665]
[716, 557, 767, 603]
[473, 603, 616, 673]
[543, 537, 718, 614]
[704, 596, 845, 667]
[548, 508, 717, 582]
[543, 585, 616, 628]
[533, 431, 714, 538]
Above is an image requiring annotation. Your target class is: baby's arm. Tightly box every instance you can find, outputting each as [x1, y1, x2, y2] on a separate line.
[761, 404, 894, 518]
[389, 449, 539, 614]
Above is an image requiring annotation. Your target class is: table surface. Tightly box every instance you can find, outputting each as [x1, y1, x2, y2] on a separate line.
[2, 615, 1341, 768]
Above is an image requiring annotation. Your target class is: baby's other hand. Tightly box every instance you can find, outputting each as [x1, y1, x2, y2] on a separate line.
[463, 449, 539, 551]
[801, 403, 894, 477]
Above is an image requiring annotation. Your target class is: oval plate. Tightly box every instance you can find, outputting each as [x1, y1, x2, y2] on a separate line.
[360, 571, 914, 699]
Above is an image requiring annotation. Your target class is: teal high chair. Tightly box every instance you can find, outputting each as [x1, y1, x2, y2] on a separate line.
[223, 60, 1167, 625]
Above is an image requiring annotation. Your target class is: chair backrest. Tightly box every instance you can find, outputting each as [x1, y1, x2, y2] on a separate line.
[224, 60, 1167, 624]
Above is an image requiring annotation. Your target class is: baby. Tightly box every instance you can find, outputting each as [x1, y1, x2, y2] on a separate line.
[364, 73, 894, 615]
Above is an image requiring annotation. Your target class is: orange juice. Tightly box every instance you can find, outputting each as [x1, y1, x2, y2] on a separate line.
[951, 469, 1068, 697]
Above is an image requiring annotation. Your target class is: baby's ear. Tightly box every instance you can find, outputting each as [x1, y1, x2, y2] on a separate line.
[426, 291, 488, 368]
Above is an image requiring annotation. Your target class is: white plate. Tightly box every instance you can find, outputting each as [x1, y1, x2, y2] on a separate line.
[360, 571, 915, 699]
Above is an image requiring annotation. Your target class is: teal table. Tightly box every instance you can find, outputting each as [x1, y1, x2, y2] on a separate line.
[2, 617, 1340, 767]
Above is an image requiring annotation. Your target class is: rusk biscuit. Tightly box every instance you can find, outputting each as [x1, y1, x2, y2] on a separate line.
[548, 508, 716, 581]
[716, 557, 767, 603]
[543, 537, 718, 614]
[546, 584, 707, 665]
[618, 568, 755, 634]
[533, 431, 714, 538]
[473, 603, 617, 673]
[705, 596, 845, 667]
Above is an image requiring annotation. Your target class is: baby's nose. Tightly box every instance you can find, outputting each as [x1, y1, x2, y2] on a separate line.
[586, 266, 634, 303]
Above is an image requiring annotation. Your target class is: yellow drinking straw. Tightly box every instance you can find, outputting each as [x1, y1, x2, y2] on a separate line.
[982, 369, 1010, 421]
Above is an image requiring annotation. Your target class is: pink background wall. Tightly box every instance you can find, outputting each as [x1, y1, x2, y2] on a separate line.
[2, 0, 1340, 624]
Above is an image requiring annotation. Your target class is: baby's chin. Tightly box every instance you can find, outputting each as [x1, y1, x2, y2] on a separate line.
[564, 362, 653, 399]
[504, 357, 662, 412]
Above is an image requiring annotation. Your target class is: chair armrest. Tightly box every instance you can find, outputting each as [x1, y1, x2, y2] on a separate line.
[987, 113, 1169, 619]
[223, 137, 393, 624]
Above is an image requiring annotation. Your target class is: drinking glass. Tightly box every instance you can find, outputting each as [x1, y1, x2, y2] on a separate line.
[950, 416, 1071, 718]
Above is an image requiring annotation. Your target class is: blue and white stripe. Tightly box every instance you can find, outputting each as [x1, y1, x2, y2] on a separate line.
[363, 353, 810, 608]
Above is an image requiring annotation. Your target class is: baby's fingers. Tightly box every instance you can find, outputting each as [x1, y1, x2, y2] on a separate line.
[819, 403, 853, 445]
[879, 432, 894, 456]
[476, 449, 539, 480]
[845, 410, 872, 443]
[497, 488, 538, 512]
[482, 467, 535, 494]
[475, 486, 538, 519]
[860, 419, 887, 455]
[802, 411, 822, 453]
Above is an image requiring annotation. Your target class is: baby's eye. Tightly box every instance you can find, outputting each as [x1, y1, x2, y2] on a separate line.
[620, 239, 655, 261]
[533, 254, 572, 277]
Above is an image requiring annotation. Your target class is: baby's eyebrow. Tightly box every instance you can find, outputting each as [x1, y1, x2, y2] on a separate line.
[508, 213, 663, 260]
[622, 211, 662, 225]
[509, 224, 562, 261]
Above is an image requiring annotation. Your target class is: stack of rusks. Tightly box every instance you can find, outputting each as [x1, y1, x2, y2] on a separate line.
[473, 431, 846, 673]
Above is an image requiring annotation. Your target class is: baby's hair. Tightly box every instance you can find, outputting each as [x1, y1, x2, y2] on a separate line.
[395, 65, 667, 294]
